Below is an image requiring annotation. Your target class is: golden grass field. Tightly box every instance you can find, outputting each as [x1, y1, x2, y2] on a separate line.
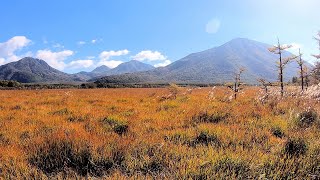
[0, 87, 319, 179]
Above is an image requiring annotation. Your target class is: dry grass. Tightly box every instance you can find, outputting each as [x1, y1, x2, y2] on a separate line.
[0, 87, 319, 179]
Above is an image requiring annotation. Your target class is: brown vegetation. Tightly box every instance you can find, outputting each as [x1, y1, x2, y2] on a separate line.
[0, 87, 319, 179]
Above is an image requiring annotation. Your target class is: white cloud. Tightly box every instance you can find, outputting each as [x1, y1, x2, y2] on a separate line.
[206, 18, 221, 34]
[283, 43, 309, 56]
[97, 49, 129, 68]
[87, 56, 95, 59]
[67, 60, 94, 69]
[91, 38, 103, 44]
[99, 49, 129, 60]
[36, 49, 74, 70]
[0, 36, 32, 64]
[132, 50, 166, 61]
[99, 60, 123, 68]
[78, 41, 86, 45]
[154, 60, 172, 67]
[132, 50, 171, 67]
[6, 55, 20, 63]
[53, 43, 64, 49]
[0, 58, 5, 65]
[287, 43, 302, 54]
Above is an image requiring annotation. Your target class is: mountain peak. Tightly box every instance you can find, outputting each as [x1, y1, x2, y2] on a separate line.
[111, 60, 154, 73]
[230, 37, 252, 41]
[122, 60, 153, 66]
[91, 65, 111, 74]
[0, 57, 78, 83]
[97, 38, 308, 84]
[97, 60, 154, 77]
[19, 57, 43, 63]
[223, 38, 262, 46]
[128, 60, 141, 63]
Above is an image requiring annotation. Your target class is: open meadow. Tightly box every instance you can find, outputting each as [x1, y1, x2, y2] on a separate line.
[0, 87, 319, 179]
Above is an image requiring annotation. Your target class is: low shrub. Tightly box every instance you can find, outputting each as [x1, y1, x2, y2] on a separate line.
[67, 115, 89, 122]
[28, 139, 113, 177]
[113, 124, 129, 136]
[192, 111, 228, 124]
[211, 157, 252, 179]
[257, 157, 302, 179]
[124, 144, 169, 177]
[51, 108, 71, 116]
[164, 132, 189, 145]
[11, 105, 22, 110]
[296, 108, 318, 128]
[189, 157, 252, 179]
[188, 131, 221, 147]
[284, 138, 308, 157]
[0, 133, 10, 145]
[139, 158, 166, 175]
[101, 117, 129, 135]
[271, 127, 285, 138]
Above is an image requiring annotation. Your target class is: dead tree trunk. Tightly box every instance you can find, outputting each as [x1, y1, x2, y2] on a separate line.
[268, 38, 296, 97]
[227, 68, 245, 100]
[258, 78, 272, 94]
[297, 49, 305, 91]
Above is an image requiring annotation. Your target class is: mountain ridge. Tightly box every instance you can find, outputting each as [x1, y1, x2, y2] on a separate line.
[0, 38, 312, 84]
[74, 60, 155, 81]
[0, 57, 80, 83]
[0, 57, 156, 83]
[96, 38, 311, 84]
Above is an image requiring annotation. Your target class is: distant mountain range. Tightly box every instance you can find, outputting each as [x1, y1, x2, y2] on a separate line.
[74, 60, 155, 81]
[0, 38, 312, 84]
[0, 58, 155, 83]
[96, 38, 312, 84]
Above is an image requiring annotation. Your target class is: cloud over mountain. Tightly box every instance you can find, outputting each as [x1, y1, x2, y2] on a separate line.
[0, 36, 32, 64]
[36, 49, 74, 70]
[0, 36, 170, 71]
[132, 50, 166, 61]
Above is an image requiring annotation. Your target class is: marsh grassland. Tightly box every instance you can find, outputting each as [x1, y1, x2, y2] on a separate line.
[0, 87, 319, 179]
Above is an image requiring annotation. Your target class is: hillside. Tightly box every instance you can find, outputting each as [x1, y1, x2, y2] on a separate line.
[105, 60, 155, 75]
[0, 57, 81, 83]
[76, 61, 155, 81]
[96, 38, 309, 84]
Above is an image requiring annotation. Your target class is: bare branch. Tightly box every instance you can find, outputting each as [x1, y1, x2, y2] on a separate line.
[312, 54, 320, 59]
[283, 55, 297, 65]
[257, 78, 272, 86]
[239, 67, 245, 74]
[314, 37, 320, 41]
[280, 44, 293, 50]
[268, 46, 279, 52]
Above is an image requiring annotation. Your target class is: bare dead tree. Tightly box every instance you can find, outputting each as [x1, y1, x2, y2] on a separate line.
[257, 78, 272, 94]
[296, 49, 305, 91]
[312, 31, 320, 60]
[303, 66, 310, 89]
[227, 67, 245, 100]
[311, 31, 320, 83]
[268, 38, 297, 97]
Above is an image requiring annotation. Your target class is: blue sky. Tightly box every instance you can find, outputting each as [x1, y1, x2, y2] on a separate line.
[0, 0, 319, 73]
